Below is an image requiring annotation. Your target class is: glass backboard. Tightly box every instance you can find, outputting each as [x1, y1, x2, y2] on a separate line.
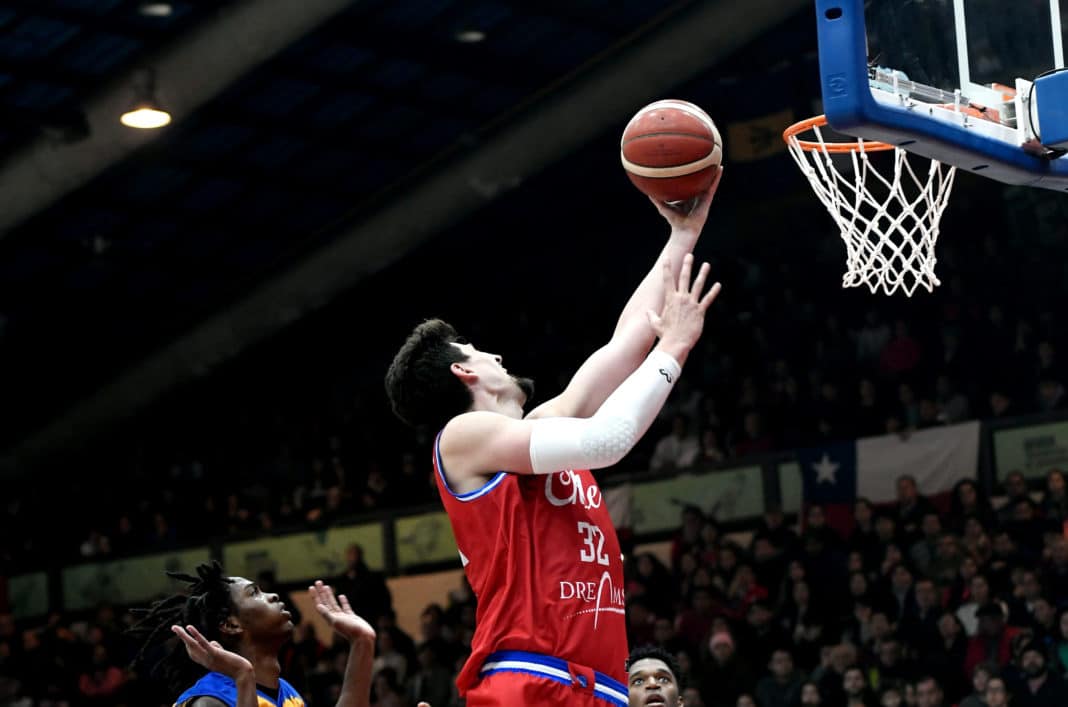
[813, 0, 1068, 190]
[867, 0, 1063, 97]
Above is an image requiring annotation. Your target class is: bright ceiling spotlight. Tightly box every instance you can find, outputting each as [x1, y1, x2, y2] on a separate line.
[119, 68, 172, 129]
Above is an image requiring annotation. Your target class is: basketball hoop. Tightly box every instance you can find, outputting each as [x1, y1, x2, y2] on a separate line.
[783, 115, 957, 297]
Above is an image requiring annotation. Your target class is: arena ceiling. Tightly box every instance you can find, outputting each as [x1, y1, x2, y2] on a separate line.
[0, 0, 808, 473]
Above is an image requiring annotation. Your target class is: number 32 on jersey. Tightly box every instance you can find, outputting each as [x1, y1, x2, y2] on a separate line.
[577, 521, 610, 566]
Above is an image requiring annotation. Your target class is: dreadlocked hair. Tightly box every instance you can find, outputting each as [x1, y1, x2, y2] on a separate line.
[127, 560, 236, 695]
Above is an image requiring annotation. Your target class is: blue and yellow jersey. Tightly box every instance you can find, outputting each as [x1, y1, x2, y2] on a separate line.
[175, 671, 305, 707]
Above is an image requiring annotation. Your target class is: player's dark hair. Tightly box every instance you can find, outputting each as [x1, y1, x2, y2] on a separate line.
[127, 561, 236, 695]
[385, 318, 473, 429]
[626, 644, 685, 690]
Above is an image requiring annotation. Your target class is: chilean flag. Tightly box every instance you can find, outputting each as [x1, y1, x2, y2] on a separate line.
[800, 422, 981, 536]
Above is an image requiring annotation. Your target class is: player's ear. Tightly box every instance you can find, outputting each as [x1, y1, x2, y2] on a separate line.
[219, 616, 243, 637]
[450, 361, 477, 385]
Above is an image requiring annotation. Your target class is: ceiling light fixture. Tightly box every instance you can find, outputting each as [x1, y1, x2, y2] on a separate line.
[455, 29, 486, 43]
[120, 68, 172, 129]
[139, 2, 174, 17]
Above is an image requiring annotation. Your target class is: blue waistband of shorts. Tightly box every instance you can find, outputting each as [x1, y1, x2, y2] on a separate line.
[480, 650, 627, 706]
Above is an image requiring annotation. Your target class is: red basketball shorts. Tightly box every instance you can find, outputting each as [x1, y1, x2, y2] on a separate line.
[466, 650, 628, 707]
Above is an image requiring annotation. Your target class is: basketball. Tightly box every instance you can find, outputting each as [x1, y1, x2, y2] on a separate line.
[620, 99, 723, 203]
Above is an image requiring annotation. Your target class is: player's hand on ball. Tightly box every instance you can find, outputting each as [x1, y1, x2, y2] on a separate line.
[647, 253, 720, 358]
[309, 580, 376, 644]
[649, 167, 723, 233]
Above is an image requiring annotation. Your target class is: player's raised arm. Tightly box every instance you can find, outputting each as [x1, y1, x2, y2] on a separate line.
[307, 581, 376, 707]
[526, 170, 722, 420]
[441, 254, 720, 480]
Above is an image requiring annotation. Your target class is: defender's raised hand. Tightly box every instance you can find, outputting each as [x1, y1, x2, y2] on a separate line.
[646, 253, 721, 364]
[171, 624, 253, 679]
[309, 580, 376, 645]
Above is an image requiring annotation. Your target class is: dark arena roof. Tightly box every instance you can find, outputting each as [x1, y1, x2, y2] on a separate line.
[0, 0, 817, 463]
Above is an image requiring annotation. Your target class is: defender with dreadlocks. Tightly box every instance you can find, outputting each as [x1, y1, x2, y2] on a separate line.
[130, 561, 375, 707]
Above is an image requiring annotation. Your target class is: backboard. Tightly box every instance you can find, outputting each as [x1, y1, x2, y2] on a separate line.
[813, 0, 1068, 191]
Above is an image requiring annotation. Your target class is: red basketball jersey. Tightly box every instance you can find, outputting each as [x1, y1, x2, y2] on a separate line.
[432, 431, 628, 694]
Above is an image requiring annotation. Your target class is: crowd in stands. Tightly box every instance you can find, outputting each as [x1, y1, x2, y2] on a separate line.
[4, 468, 1068, 706]
[626, 470, 1068, 707]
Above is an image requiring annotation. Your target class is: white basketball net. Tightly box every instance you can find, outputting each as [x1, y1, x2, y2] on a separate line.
[785, 121, 957, 297]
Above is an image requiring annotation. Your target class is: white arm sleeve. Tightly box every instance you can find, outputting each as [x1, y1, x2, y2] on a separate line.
[528, 349, 681, 474]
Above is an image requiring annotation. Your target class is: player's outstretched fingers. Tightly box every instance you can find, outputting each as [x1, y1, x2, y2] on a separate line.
[309, 583, 328, 614]
[171, 625, 197, 649]
[678, 253, 694, 292]
[185, 625, 214, 650]
[690, 262, 711, 301]
[338, 594, 354, 615]
[310, 588, 334, 620]
[326, 584, 342, 612]
[700, 281, 723, 310]
[172, 624, 214, 661]
[315, 580, 342, 612]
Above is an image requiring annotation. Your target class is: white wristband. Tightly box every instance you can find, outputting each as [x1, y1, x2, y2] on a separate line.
[646, 348, 682, 385]
[528, 349, 682, 474]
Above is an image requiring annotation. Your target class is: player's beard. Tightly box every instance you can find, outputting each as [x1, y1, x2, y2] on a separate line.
[513, 376, 535, 405]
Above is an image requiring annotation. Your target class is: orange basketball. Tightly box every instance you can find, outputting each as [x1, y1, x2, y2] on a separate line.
[620, 100, 722, 203]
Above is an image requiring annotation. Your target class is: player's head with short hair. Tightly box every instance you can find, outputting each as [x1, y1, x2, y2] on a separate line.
[385, 319, 473, 428]
[386, 318, 534, 428]
[128, 561, 293, 694]
[627, 644, 684, 707]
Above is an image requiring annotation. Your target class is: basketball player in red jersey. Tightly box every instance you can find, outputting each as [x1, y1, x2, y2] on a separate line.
[385, 173, 722, 707]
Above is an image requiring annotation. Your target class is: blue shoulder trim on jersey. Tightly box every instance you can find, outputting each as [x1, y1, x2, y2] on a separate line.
[434, 430, 507, 502]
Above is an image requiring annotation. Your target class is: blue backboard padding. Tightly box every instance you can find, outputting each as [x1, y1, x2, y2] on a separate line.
[1035, 71, 1068, 150]
[814, 0, 1068, 191]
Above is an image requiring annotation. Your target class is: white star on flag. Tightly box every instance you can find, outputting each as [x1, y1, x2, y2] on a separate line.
[458, 549, 469, 567]
[812, 453, 839, 484]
